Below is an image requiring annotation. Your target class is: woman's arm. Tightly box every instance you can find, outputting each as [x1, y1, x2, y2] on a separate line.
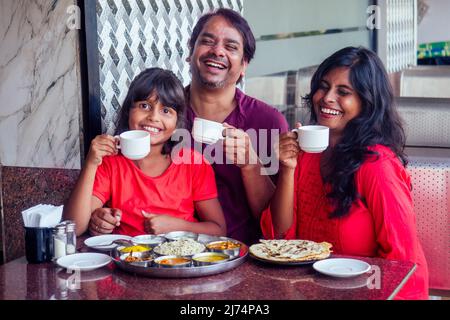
[269, 166, 296, 238]
[267, 131, 301, 238]
[142, 198, 226, 236]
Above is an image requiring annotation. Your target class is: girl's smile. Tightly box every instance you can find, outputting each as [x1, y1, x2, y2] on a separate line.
[129, 93, 178, 150]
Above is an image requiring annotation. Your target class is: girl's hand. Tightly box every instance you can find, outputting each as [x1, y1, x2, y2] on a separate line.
[142, 211, 185, 235]
[275, 122, 302, 170]
[89, 207, 122, 235]
[86, 134, 118, 166]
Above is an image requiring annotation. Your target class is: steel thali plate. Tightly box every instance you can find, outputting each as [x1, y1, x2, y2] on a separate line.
[111, 234, 248, 278]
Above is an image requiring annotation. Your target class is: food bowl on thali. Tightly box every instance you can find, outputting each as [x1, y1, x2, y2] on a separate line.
[192, 252, 230, 266]
[153, 238, 206, 257]
[117, 244, 152, 254]
[119, 251, 154, 267]
[132, 234, 166, 248]
[206, 240, 242, 257]
[164, 231, 199, 242]
[154, 255, 192, 268]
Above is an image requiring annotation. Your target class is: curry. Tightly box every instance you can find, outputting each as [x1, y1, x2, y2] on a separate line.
[193, 255, 227, 262]
[158, 257, 190, 265]
[120, 245, 150, 253]
[207, 241, 241, 250]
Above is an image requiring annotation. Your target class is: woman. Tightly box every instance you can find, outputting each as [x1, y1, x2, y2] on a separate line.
[261, 47, 428, 300]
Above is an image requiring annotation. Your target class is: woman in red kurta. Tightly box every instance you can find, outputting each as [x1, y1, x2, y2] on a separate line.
[262, 47, 428, 300]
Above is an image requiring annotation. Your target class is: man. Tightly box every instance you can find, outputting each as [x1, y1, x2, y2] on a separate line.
[185, 8, 289, 244]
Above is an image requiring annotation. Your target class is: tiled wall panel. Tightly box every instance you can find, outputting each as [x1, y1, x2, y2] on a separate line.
[97, 0, 243, 134]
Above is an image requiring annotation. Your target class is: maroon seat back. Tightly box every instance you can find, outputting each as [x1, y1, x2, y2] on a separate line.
[0, 166, 80, 263]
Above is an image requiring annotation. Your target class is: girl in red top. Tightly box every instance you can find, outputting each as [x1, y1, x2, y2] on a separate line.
[64, 68, 226, 237]
[261, 47, 428, 300]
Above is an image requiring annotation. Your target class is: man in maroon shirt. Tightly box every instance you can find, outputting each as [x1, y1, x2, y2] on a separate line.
[184, 8, 289, 245]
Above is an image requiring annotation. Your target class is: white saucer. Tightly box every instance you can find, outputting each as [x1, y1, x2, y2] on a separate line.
[84, 234, 132, 251]
[313, 258, 371, 278]
[56, 253, 112, 272]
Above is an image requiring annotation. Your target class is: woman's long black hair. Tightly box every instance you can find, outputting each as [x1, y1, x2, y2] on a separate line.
[115, 67, 186, 154]
[304, 46, 407, 218]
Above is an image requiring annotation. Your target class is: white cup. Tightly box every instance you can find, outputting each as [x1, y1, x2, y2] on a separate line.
[292, 125, 329, 153]
[192, 117, 226, 145]
[116, 130, 151, 160]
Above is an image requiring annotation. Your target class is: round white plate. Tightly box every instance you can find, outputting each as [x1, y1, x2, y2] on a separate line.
[57, 253, 112, 272]
[313, 258, 371, 278]
[84, 234, 132, 251]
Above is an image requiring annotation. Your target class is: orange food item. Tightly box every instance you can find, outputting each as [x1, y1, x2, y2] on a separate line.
[207, 241, 241, 250]
[158, 258, 190, 265]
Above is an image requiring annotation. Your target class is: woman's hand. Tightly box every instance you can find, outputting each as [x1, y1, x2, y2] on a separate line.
[86, 134, 118, 167]
[275, 123, 302, 170]
[142, 211, 186, 235]
[88, 208, 122, 235]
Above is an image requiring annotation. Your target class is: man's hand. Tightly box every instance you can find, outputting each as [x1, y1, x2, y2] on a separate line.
[223, 123, 259, 170]
[88, 208, 121, 235]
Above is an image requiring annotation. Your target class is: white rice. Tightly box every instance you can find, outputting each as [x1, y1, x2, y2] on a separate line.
[154, 238, 205, 256]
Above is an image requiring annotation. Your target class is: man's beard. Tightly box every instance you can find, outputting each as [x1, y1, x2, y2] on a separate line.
[191, 65, 227, 89]
[199, 76, 227, 89]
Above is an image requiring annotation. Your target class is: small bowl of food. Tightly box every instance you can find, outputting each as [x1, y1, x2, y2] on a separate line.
[153, 238, 206, 257]
[119, 251, 154, 267]
[192, 252, 230, 266]
[118, 244, 152, 255]
[206, 240, 242, 257]
[132, 234, 166, 248]
[164, 231, 199, 242]
[154, 255, 192, 268]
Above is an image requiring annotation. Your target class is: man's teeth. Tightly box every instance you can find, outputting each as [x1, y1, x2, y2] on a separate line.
[206, 62, 225, 69]
[321, 107, 342, 115]
[143, 126, 161, 133]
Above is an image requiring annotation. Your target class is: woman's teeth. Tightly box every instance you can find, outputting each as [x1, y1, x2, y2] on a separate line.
[321, 107, 342, 116]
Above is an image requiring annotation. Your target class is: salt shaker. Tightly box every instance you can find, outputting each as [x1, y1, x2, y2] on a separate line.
[52, 224, 67, 261]
[65, 221, 77, 255]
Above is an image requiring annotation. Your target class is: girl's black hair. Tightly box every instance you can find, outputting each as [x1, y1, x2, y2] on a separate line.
[304, 46, 407, 218]
[115, 67, 186, 154]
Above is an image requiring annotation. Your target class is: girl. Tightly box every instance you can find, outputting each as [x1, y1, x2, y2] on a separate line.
[261, 47, 428, 300]
[64, 67, 226, 237]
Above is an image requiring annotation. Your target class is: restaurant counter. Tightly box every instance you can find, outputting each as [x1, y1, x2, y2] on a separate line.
[0, 237, 415, 300]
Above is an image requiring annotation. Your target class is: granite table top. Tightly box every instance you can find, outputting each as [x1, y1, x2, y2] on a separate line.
[0, 237, 415, 300]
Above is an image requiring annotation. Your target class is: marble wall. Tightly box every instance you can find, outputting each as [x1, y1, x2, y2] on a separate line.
[0, 0, 82, 169]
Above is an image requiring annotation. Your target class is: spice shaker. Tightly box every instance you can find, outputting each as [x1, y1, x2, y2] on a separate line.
[52, 224, 67, 261]
[65, 221, 77, 255]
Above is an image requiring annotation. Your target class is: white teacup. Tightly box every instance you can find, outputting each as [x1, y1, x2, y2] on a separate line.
[192, 118, 226, 145]
[292, 125, 329, 153]
[116, 130, 151, 160]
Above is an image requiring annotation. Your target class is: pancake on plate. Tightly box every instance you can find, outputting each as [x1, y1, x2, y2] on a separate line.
[249, 239, 332, 263]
